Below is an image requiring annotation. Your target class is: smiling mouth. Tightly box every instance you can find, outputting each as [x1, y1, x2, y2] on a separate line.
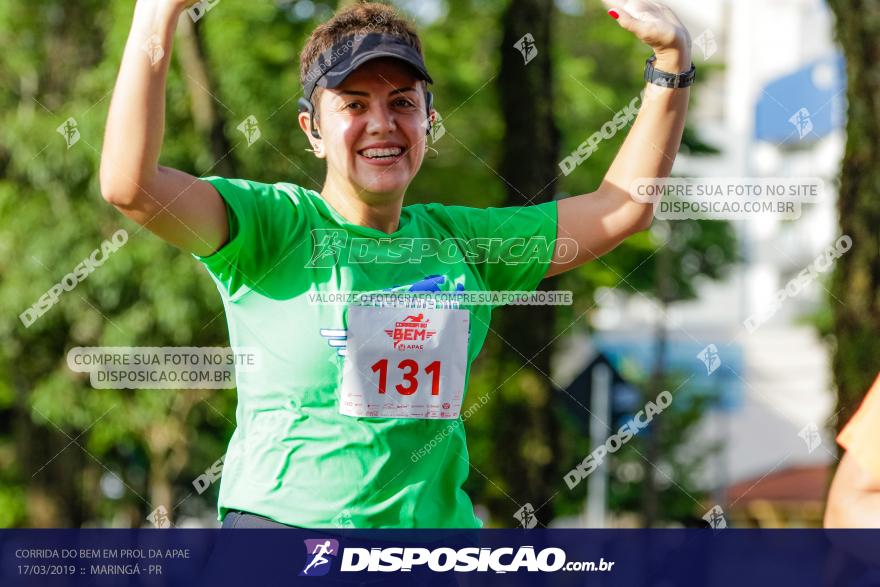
[357, 146, 405, 160]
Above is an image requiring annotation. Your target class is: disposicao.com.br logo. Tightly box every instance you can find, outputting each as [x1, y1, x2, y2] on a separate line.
[299, 539, 339, 577]
[298, 538, 615, 575]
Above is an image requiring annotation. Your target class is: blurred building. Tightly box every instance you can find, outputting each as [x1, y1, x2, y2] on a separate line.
[723, 464, 830, 527]
[557, 0, 844, 526]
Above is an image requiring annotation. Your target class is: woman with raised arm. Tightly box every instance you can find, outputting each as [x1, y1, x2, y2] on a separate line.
[100, 0, 693, 528]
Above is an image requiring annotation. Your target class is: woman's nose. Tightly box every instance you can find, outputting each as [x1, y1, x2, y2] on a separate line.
[366, 105, 396, 134]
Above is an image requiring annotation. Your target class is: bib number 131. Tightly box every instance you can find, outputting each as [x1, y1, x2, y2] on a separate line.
[371, 358, 441, 396]
[340, 305, 468, 419]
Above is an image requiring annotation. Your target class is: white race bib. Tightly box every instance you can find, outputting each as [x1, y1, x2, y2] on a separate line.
[340, 305, 469, 419]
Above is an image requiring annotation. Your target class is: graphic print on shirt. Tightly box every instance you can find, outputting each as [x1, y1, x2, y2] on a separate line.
[307, 229, 347, 268]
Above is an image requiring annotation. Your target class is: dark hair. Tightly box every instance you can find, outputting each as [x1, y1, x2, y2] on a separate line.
[299, 2, 425, 108]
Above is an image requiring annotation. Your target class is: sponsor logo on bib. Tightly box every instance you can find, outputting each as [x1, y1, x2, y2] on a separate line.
[385, 313, 436, 351]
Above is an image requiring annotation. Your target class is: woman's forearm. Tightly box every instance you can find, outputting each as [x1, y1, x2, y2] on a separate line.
[100, 1, 184, 204]
[600, 51, 691, 197]
[547, 5, 695, 275]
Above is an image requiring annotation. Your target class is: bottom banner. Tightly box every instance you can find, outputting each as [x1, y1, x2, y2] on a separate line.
[1, 529, 879, 586]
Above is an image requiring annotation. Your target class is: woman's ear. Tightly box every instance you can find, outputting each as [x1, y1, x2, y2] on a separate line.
[424, 87, 435, 135]
[297, 111, 325, 159]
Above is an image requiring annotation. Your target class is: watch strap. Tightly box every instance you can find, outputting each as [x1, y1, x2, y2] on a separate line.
[644, 55, 696, 89]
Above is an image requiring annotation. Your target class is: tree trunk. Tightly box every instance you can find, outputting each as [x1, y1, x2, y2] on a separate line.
[14, 390, 87, 526]
[494, 0, 562, 524]
[176, 16, 237, 177]
[826, 1, 880, 434]
[142, 389, 210, 527]
[643, 242, 672, 527]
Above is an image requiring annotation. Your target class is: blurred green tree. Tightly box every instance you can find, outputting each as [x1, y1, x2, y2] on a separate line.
[825, 0, 880, 435]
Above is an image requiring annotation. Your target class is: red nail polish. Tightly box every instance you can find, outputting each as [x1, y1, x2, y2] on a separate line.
[608, 9, 620, 19]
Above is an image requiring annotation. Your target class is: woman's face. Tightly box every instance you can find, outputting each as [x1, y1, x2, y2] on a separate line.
[301, 58, 431, 202]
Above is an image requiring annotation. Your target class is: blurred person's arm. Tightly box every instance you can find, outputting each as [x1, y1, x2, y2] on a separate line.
[825, 375, 880, 528]
[99, 0, 228, 257]
[825, 451, 880, 528]
[547, 0, 690, 277]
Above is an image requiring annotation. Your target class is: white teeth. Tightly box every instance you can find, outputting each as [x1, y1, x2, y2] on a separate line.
[361, 147, 403, 158]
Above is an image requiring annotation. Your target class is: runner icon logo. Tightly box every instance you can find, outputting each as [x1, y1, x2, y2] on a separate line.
[307, 229, 348, 268]
[299, 538, 339, 577]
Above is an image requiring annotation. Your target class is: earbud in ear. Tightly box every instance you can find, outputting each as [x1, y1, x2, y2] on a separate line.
[298, 97, 322, 140]
[425, 91, 434, 136]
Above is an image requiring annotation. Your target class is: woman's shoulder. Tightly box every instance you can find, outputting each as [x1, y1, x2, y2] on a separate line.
[269, 179, 321, 204]
[203, 176, 316, 201]
[405, 200, 481, 220]
[220, 177, 325, 215]
[403, 200, 489, 240]
[403, 200, 460, 225]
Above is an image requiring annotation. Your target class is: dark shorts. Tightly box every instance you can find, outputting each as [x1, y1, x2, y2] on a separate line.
[221, 510, 303, 529]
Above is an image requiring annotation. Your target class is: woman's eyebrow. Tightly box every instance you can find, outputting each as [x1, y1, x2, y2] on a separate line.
[337, 87, 417, 97]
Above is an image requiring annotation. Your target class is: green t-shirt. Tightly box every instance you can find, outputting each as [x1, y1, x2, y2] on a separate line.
[193, 176, 558, 528]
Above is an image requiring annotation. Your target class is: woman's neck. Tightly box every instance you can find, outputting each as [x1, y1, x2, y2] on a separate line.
[320, 176, 405, 234]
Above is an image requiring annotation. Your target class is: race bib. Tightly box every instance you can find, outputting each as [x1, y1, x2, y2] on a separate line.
[340, 305, 469, 419]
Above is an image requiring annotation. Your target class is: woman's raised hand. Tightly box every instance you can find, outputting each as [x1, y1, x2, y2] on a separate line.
[602, 0, 692, 71]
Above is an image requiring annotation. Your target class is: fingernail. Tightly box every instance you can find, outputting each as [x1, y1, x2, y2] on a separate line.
[608, 9, 620, 19]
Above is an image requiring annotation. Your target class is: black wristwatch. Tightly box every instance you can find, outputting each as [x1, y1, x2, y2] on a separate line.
[644, 55, 696, 89]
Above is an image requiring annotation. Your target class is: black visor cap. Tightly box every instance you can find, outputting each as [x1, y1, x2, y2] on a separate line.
[302, 32, 433, 103]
